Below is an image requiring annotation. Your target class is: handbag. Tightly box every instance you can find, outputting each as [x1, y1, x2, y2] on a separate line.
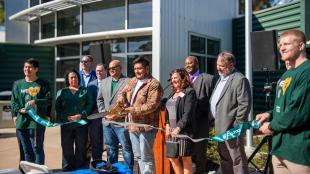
[166, 136, 179, 158]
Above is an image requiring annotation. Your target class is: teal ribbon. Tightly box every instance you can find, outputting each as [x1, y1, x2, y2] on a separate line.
[208, 120, 260, 142]
[174, 120, 260, 143]
[25, 104, 87, 127]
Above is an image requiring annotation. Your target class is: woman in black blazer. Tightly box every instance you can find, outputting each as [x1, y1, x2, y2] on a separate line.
[165, 69, 197, 174]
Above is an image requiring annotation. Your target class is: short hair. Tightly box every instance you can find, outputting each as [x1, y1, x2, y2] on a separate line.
[132, 56, 149, 68]
[280, 29, 306, 45]
[82, 55, 93, 62]
[64, 69, 80, 87]
[217, 51, 236, 65]
[24, 58, 39, 68]
[185, 56, 199, 64]
[96, 63, 105, 68]
[170, 68, 191, 92]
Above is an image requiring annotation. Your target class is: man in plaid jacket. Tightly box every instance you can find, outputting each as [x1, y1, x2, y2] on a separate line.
[117, 57, 163, 174]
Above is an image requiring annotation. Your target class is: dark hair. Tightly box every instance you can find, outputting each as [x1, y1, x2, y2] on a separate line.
[132, 56, 149, 68]
[170, 68, 191, 92]
[24, 58, 39, 68]
[64, 69, 80, 87]
[81, 55, 93, 62]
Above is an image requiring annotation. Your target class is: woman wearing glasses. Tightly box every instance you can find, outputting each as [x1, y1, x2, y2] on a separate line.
[55, 69, 93, 171]
[165, 69, 197, 174]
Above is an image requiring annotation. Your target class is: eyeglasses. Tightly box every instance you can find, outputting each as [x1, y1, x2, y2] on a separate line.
[80, 60, 89, 64]
[108, 66, 120, 71]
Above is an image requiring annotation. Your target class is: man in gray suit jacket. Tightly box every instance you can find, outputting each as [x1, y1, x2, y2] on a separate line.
[97, 60, 134, 169]
[184, 56, 215, 174]
[210, 52, 251, 174]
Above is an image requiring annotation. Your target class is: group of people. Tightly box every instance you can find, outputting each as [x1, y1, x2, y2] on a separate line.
[10, 29, 309, 174]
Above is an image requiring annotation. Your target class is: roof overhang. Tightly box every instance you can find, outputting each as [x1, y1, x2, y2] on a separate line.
[9, 0, 102, 22]
[35, 27, 153, 46]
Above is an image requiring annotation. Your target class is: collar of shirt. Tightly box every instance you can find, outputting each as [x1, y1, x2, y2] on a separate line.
[190, 70, 200, 82]
[220, 68, 235, 81]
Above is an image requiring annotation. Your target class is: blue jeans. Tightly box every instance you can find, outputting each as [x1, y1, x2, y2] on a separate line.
[130, 130, 157, 174]
[103, 124, 134, 170]
[16, 127, 45, 164]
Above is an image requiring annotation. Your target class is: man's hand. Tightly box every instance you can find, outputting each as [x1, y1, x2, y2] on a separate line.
[123, 107, 132, 113]
[117, 96, 126, 107]
[259, 122, 273, 136]
[68, 114, 81, 122]
[13, 117, 17, 126]
[20, 108, 27, 114]
[256, 112, 271, 125]
[105, 114, 117, 121]
[27, 100, 36, 107]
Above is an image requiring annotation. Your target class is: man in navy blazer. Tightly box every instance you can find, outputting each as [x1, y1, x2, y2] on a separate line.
[97, 60, 134, 169]
[79, 55, 97, 87]
[88, 64, 106, 160]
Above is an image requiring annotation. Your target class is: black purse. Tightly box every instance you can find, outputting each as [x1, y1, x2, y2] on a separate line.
[166, 137, 179, 158]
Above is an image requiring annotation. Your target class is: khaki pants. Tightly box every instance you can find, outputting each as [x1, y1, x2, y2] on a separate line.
[272, 155, 310, 174]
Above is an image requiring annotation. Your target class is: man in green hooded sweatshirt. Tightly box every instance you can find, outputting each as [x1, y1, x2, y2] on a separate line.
[256, 30, 310, 174]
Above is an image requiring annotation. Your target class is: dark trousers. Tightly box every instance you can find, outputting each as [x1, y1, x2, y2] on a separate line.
[218, 136, 248, 174]
[61, 124, 88, 171]
[192, 141, 207, 173]
[16, 127, 45, 165]
[89, 118, 103, 160]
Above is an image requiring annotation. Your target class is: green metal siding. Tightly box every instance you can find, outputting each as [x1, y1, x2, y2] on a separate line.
[0, 43, 55, 93]
[232, 0, 308, 113]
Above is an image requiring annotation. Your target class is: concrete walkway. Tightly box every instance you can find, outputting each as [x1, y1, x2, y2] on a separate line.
[0, 127, 62, 170]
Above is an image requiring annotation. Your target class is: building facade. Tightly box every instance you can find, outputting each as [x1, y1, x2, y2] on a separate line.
[9, 0, 238, 90]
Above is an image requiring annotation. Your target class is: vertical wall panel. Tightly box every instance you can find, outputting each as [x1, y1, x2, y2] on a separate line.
[157, 0, 237, 88]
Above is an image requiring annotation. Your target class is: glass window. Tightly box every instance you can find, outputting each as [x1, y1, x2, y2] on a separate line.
[207, 39, 220, 56]
[57, 7, 80, 36]
[30, 19, 39, 43]
[190, 35, 205, 54]
[82, 39, 125, 55]
[29, 0, 39, 7]
[128, 36, 152, 52]
[83, 0, 125, 33]
[127, 54, 152, 78]
[111, 55, 127, 76]
[56, 59, 80, 78]
[207, 57, 217, 75]
[128, 0, 152, 29]
[57, 43, 80, 57]
[41, 13, 55, 39]
[56, 81, 65, 91]
[41, 0, 53, 3]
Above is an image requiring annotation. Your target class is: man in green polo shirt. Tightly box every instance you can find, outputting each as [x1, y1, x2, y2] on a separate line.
[256, 30, 310, 173]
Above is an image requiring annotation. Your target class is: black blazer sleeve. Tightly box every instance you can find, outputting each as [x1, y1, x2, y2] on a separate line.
[176, 88, 197, 131]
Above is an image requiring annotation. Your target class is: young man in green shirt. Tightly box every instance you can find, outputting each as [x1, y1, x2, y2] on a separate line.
[256, 30, 310, 173]
[11, 58, 52, 165]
